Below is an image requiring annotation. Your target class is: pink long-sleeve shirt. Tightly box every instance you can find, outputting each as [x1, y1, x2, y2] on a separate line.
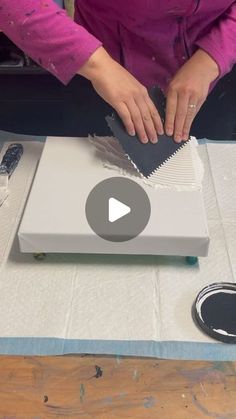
[0, 1, 236, 91]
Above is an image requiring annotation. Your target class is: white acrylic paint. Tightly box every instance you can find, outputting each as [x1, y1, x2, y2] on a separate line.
[213, 328, 236, 337]
[88, 135, 204, 191]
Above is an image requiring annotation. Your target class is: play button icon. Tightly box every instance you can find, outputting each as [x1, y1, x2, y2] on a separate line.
[108, 198, 131, 223]
[85, 177, 151, 242]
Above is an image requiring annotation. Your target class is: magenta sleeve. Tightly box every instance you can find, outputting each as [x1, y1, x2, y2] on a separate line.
[0, 0, 102, 84]
[195, 3, 236, 78]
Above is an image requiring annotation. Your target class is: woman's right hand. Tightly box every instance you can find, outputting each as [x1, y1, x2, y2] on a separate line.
[79, 47, 164, 144]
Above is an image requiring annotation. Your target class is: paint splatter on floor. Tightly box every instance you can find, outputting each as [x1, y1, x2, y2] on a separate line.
[94, 365, 103, 379]
[143, 396, 156, 408]
[80, 384, 85, 403]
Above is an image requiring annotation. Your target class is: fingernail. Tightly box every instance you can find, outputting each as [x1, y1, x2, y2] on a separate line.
[151, 136, 158, 144]
[166, 129, 173, 136]
[158, 129, 164, 136]
[174, 135, 182, 143]
[142, 137, 149, 144]
[129, 130, 136, 136]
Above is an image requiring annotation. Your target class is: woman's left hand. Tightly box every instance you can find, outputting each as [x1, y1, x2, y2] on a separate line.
[165, 49, 220, 142]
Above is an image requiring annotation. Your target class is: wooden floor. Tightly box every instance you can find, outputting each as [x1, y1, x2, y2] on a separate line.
[0, 356, 235, 418]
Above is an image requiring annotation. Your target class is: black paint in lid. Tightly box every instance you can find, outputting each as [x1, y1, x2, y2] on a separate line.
[192, 282, 236, 344]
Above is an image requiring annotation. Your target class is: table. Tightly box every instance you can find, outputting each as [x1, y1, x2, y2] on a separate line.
[0, 355, 235, 418]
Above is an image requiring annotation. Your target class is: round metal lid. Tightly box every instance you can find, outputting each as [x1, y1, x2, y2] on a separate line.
[192, 282, 236, 344]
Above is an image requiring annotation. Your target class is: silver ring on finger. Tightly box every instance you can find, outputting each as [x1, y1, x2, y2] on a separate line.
[188, 103, 197, 110]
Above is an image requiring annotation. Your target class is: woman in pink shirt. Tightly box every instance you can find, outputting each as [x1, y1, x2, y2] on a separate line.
[0, 0, 236, 142]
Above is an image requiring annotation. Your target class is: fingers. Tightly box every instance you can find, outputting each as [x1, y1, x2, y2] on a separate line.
[117, 87, 163, 144]
[171, 95, 199, 142]
[129, 100, 152, 143]
[131, 87, 163, 144]
[166, 81, 207, 143]
[144, 93, 164, 136]
[165, 89, 199, 143]
[117, 101, 149, 144]
[172, 93, 190, 142]
[132, 97, 157, 144]
[182, 97, 201, 141]
[165, 89, 178, 137]
[116, 103, 135, 137]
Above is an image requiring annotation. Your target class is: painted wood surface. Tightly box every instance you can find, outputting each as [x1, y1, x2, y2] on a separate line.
[0, 355, 235, 418]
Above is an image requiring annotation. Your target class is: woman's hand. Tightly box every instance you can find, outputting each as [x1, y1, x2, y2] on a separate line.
[79, 47, 164, 144]
[165, 49, 220, 143]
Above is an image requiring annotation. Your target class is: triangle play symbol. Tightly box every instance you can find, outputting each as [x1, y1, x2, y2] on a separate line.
[108, 197, 131, 223]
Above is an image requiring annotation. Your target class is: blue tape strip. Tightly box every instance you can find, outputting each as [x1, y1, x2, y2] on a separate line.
[0, 338, 235, 360]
